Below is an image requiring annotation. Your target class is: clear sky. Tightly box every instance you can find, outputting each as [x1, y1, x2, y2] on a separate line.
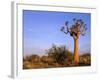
[23, 10, 91, 56]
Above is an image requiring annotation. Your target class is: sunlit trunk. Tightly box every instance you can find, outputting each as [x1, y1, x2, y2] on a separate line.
[74, 39, 79, 64]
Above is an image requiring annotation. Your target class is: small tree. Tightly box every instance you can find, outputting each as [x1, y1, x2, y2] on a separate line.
[61, 18, 87, 64]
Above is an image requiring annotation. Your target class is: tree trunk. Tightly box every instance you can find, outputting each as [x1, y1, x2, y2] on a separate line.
[74, 39, 79, 64]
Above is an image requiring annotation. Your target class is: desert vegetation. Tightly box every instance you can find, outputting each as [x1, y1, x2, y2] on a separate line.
[23, 44, 91, 69]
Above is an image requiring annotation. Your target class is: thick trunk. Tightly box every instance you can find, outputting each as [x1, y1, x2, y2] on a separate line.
[74, 39, 79, 64]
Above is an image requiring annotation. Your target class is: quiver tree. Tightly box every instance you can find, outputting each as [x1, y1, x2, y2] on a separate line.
[61, 18, 87, 64]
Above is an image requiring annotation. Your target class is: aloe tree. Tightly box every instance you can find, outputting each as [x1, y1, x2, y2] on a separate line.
[61, 18, 87, 64]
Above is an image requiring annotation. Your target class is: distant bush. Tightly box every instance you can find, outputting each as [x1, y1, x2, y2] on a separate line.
[30, 54, 41, 63]
[79, 53, 91, 65]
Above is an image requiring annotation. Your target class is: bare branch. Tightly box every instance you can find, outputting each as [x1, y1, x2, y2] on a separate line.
[65, 21, 69, 26]
[60, 26, 69, 34]
[60, 26, 64, 31]
[60, 23, 70, 34]
[63, 31, 69, 34]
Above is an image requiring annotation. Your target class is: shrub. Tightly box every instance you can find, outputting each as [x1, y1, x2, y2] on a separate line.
[46, 44, 73, 65]
[30, 54, 41, 63]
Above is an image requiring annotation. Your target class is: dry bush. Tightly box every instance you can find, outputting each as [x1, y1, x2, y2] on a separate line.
[46, 44, 73, 65]
[30, 54, 41, 63]
[23, 61, 33, 69]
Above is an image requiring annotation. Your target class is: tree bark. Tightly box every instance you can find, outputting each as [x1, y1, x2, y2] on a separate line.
[74, 39, 79, 64]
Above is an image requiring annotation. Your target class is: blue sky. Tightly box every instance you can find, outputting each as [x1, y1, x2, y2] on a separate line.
[23, 10, 91, 56]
